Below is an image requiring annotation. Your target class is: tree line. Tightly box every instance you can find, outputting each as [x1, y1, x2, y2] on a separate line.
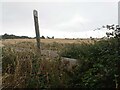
[0, 33, 54, 39]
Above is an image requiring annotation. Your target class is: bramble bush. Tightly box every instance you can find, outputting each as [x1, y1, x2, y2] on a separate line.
[61, 38, 119, 88]
[60, 24, 120, 88]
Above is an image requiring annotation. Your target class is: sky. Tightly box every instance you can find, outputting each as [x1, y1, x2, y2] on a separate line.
[0, 0, 119, 38]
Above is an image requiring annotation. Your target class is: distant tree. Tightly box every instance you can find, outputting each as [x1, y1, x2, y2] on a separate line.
[47, 36, 50, 39]
[41, 36, 45, 39]
[90, 36, 94, 40]
[2, 33, 32, 39]
[52, 36, 54, 39]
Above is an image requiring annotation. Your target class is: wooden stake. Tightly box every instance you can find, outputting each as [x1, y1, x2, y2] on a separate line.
[33, 10, 40, 52]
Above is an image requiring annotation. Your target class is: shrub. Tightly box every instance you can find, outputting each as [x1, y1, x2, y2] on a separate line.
[61, 38, 120, 88]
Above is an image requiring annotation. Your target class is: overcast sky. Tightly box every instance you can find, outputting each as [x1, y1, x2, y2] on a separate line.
[0, 0, 119, 38]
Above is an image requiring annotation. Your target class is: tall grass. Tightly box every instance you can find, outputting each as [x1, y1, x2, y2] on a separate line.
[2, 42, 71, 88]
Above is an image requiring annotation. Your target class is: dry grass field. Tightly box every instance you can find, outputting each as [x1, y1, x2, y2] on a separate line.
[1, 38, 95, 46]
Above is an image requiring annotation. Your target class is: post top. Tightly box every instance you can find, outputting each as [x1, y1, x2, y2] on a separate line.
[33, 10, 38, 17]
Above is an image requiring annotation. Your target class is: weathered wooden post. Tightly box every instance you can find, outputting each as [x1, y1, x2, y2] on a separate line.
[33, 10, 41, 52]
[32, 10, 41, 75]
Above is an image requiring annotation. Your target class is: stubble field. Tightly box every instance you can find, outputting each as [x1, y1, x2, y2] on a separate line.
[1, 38, 95, 45]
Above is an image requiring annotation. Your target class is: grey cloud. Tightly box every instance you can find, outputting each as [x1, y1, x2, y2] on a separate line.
[1, 2, 118, 38]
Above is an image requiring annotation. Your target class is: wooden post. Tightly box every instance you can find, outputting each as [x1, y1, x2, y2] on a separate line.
[33, 10, 40, 51]
[32, 10, 41, 75]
